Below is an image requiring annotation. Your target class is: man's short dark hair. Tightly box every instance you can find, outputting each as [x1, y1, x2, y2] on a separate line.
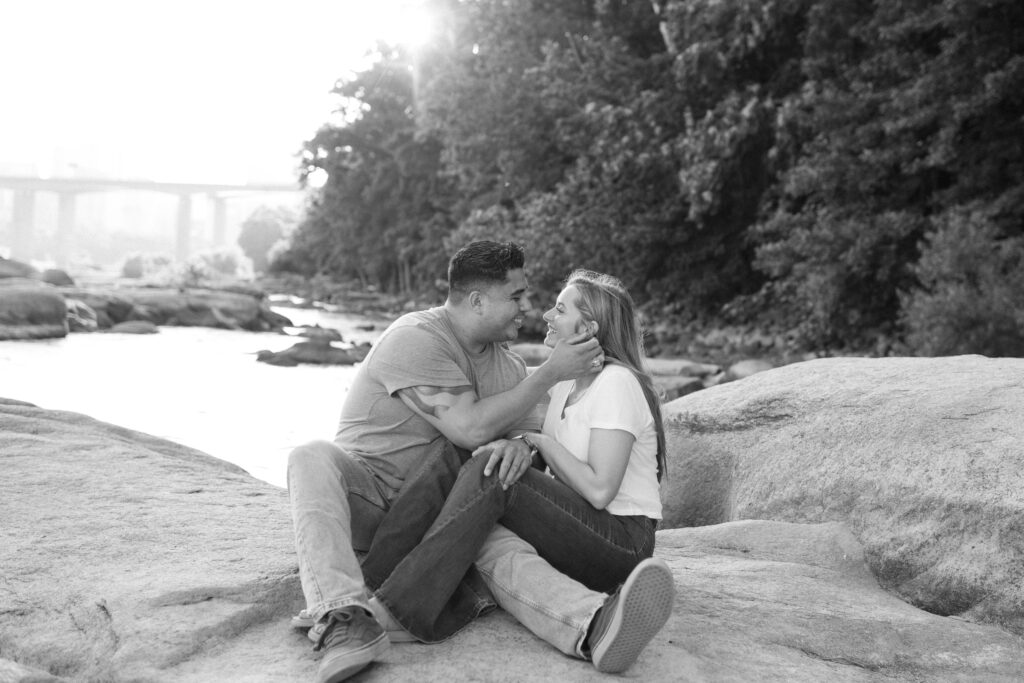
[448, 241, 525, 301]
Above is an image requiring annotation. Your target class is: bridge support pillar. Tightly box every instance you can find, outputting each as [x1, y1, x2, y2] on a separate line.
[11, 190, 35, 261]
[176, 193, 192, 262]
[212, 196, 227, 247]
[56, 191, 76, 268]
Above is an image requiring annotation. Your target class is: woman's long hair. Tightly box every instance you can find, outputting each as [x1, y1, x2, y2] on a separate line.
[565, 269, 667, 481]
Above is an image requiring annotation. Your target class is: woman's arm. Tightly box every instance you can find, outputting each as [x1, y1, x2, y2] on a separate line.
[527, 429, 633, 509]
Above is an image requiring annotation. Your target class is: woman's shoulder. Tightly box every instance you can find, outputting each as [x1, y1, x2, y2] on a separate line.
[593, 363, 644, 393]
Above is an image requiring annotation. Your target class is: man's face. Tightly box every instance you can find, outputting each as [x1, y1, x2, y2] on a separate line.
[478, 268, 532, 343]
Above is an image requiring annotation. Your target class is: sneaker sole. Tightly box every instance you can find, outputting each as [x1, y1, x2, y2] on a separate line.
[592, 558, 676, 674]
[317, 631, 389, 683]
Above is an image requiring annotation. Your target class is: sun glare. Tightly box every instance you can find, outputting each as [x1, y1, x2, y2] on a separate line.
[1, 0, 441, 184]
[361, 1, 436, 50]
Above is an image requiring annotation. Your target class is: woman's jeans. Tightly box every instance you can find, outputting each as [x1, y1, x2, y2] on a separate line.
[363, 451, 656, 642]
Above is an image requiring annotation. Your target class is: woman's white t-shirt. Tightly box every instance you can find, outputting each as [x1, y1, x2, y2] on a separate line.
[542, 364, 662, 519]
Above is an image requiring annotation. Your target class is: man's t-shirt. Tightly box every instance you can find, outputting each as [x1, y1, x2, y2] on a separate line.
[335, 306, 544, 494]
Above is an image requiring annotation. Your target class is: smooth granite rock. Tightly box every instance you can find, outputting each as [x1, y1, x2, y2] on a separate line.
[58, 286, 291, 332]
[0, 281, 68, 340]
[660, 355, 1024, 637]
[2, 396, 1023, 681]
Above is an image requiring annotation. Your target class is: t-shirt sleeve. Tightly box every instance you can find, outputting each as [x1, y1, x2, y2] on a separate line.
[585, 367, 650, 438]
[370, 324, 473, 396]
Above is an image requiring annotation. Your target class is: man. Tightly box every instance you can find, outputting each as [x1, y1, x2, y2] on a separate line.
[289, 241, 672, 683]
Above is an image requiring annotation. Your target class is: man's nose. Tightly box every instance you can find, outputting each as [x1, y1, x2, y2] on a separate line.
[519, 295, 533, 312]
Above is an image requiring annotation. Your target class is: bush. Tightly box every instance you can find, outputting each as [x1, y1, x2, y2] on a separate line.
[188, 247, 253, 280]
[900, 209, 1024, 357]
[120, 253, 172, 279]
[238, 206, 297, 273]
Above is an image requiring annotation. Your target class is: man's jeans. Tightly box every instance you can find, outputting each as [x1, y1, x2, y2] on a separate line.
[367, 452, 655, 643]
[287, 439, 605, 656]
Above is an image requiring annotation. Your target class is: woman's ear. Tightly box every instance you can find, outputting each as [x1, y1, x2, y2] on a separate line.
[588, 320, 599, 336]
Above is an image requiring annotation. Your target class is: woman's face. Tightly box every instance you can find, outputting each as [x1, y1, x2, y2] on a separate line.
[542, 285, 590, 347]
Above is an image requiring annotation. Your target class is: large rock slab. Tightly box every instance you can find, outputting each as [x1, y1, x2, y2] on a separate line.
[59, 286, 291, 331]
[660, 355, 1024, 636]
[3, 397, 1023, 681]
[0, 281, 67, 340]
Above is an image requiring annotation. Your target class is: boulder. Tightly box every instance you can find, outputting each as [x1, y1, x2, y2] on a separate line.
[108, 320, 159, 334]
[64, 298, 98, 332]
[293, 324, 344, 342]
[0, 282, 68, 340]
[2, 397, 1022, 681]
[656, 375, 705, 401]
[39, 269, 75, 287]
[721, 358, 774, 382]
[660, 355, 1024, 636]
[644, 357, 721, 378]
[0, 257, 38, 280]
[59, 286, 291, 332]
[256, 340, 370, 367]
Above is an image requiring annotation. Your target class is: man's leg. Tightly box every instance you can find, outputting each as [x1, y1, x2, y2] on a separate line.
[288, 439, 389, 620]
[288, 440, 392, 682]
[475, 525, 600, 658]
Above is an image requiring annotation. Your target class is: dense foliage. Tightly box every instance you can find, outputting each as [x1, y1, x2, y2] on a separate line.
[274, 0, 1024, 357]
[237, 205, 297, 274]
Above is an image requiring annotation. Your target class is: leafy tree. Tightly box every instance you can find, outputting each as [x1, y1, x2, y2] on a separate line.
[238, 205, 296, 274]
[901, 207, 1024, 357]
[747, 0, 1024, 350]
[275, 46, 455, 292]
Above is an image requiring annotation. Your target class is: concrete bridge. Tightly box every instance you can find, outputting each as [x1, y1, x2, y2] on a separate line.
[0, 175, 302, 267]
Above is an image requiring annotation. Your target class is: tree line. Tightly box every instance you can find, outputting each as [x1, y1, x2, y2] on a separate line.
[270, 0, 1024, 357]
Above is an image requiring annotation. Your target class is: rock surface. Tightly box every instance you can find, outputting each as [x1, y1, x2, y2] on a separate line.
[3, 396, 1023, 681]
[60, 286, 291, 332]
[256, 339, 371, 367]
[660, 355, 1024, 637]
[0, 280, 67, 340]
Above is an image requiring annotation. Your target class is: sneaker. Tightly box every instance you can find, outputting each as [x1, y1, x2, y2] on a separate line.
[314, 607, 389, 683]
[587, 558, 675, 674]
[293, 601, 417, 644]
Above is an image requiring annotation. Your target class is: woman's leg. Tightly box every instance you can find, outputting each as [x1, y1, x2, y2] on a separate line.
[373, 452, 653, 639]
[498, 470, 654, 593]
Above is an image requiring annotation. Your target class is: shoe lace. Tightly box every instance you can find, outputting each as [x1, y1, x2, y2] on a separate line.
[316, 611, 351, 651]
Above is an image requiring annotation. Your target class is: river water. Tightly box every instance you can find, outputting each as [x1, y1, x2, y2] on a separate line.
[0, 306, 389, 489]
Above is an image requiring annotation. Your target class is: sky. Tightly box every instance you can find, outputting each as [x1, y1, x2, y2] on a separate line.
[1, 0, 433, 185]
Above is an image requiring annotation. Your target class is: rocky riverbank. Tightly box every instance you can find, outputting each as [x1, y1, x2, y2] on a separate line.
[0, 259, 781, 387]
[2, 355, 1023, 681]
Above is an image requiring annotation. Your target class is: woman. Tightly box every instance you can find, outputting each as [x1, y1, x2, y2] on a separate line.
[365, 269, 673, 670]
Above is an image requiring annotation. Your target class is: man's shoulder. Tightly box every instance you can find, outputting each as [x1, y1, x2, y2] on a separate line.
[379, 308, 451, 344]
[370, 307, 461, 368]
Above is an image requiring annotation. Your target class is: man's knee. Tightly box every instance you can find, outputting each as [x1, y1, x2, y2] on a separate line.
[287, 440, 352, 492]
[459, 451, 496, 484]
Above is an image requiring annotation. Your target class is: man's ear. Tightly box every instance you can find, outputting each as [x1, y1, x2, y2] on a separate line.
[468, 290, 484, 311]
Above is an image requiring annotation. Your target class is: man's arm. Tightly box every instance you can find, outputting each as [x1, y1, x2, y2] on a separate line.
[396, 333, 602, 450]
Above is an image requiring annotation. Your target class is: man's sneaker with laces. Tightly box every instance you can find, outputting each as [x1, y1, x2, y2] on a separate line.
[314, 607, 389, 683]
[293, 599, 417, 644]
[586, 557, 675, 674]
